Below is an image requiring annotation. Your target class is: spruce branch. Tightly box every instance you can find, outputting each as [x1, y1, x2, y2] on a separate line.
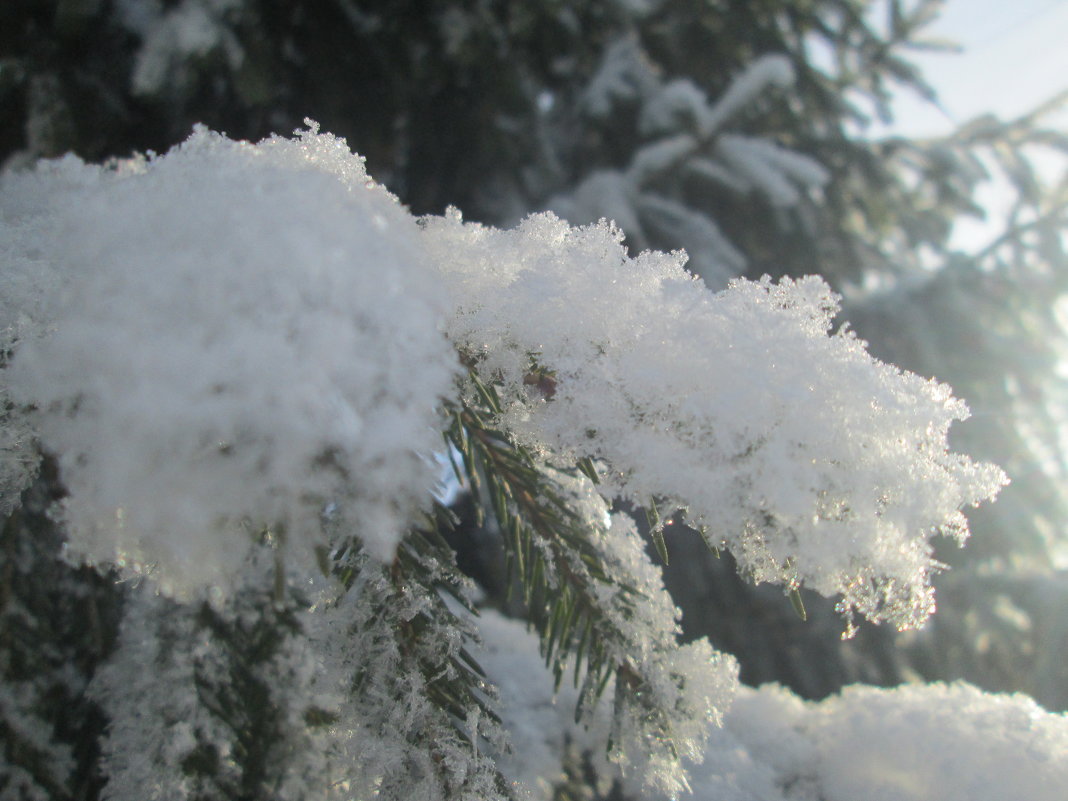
[446, 392, 628, 692]
[329, 516, 514, 801]
[444, 369, 732, 785]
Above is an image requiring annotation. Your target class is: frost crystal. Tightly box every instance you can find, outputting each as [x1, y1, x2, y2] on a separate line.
[548, 471, 738, 795]
[91, 570, 348, 801]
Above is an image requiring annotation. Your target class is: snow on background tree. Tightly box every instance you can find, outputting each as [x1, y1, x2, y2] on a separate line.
[2, 1, 1068, 800]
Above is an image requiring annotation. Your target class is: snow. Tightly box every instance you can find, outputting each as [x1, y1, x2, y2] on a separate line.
[476, 608, 1068, 801]
[702, 55, 796, 136]
[422, 209, 1006, 633]
[91, 567, 350, 801]
[4, 123, 1004, 614]
[0, 123, 458, 595]
[712, 681, 1068, 801]
[559, 47, 839, 294]
[636, 192, 746, 282]
[302, 548, 510, 801]
[466, 607, 591, 796]
[0, 679, 75, 801]
[0, 393, 37, 517]
[581, 36, 660, 120]
[543, 470, 738, 795]
[548, 170, 647, 249]
[117, 0, 245, 97]
[640, 79, 712, 137]
[0, 121, 1036, 800]
[716, 135, 829, 207]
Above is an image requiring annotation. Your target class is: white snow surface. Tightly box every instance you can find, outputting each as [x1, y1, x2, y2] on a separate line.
[421, 209, 1006, 631]
[117, 0, 245, 97]
[476, 609, 1068, 801]
[1, 123, 1004, 619]
[705, 681, 1068, 801]
[0, 123, 458, 594]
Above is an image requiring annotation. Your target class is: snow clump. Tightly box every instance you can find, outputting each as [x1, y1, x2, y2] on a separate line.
[422, 210, 1007, 632]
[711, 681, 1068, 801]
[0, 123, 457, 595]
[475, 608, 1068, 801]
[1, 123, 1004, 624]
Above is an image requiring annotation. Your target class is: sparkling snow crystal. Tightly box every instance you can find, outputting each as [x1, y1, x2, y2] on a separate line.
[2, 122, 1003, 621]
[1, 123, 457, 595]
[422, 210, 1006, 631]
[0, 118, 1026, 801]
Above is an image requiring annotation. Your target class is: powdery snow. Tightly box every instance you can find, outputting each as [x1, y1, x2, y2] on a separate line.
[0, 121, 1033, 799]
[475, 609, 1068, 801]
[1, 123, 458, 595]
[422, 209, 1006, 632]
[1, 122, 1005, 615]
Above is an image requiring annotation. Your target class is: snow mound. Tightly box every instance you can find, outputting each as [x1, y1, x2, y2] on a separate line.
[718, 681, 1068, 801]
[1, 123, 457, 595]
[423, 210, 1006, 631]
[2, 122, 1004, 624]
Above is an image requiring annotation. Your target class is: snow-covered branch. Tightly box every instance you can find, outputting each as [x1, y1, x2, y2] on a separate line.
[0, 122, 1014, 797]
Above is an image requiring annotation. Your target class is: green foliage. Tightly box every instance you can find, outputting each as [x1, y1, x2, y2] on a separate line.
[0, 459, 122, 801]
[2, 5, 1068, 801]
[326, 525, 515, 801]
[446, 373, 643, 713]
[441, 369, 732, 783]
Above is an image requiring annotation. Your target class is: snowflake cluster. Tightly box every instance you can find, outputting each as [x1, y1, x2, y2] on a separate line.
[0, 123, 1013, 797]
[1, 124, 457, 593]
[423, 209, 1006, 631]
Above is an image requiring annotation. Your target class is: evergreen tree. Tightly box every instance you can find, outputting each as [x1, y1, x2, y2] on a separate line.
[5, 4, 1064, 702]
[2, 2, 1068, 800]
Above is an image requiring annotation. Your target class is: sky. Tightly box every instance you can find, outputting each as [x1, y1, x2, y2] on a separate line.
[875, 0, 1068, 252]
[888, 0, 1068, 136]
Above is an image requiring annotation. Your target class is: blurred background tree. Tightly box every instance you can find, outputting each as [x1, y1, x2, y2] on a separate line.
[2, 4, 1066, 771]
